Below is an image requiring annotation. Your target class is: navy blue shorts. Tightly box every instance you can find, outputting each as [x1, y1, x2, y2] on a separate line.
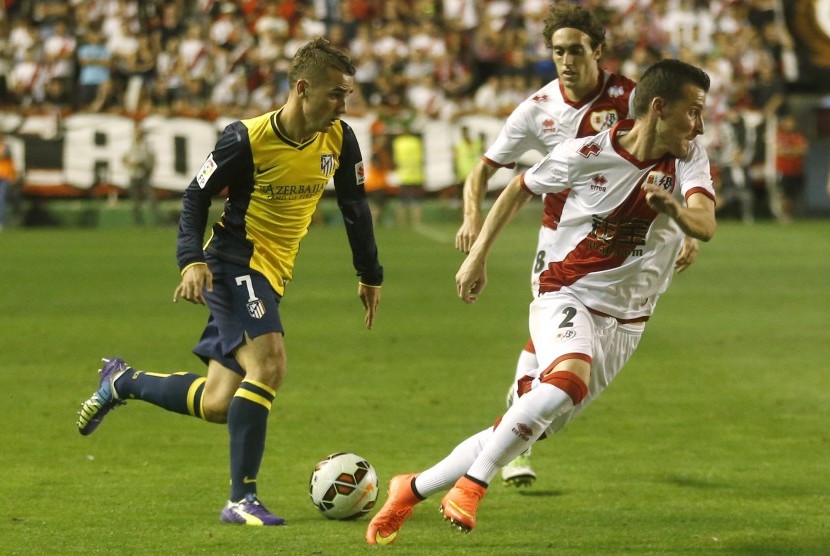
[192, 257, 283, 376]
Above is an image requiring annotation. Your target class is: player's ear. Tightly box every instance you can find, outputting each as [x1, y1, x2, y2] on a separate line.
[296, 79, 310, 98]
[652, 97, 666, 117]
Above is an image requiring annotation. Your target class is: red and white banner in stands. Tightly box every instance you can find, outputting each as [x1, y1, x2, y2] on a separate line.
[2, 111, 540, 196]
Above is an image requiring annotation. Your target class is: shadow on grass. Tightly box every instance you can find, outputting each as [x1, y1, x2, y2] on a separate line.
[515, 489, 565, 497]
[663, 474, 728, 489]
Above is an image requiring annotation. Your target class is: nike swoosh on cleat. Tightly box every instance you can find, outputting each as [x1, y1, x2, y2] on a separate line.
[447, 500, 474, 519]
[374, 531, 398, 545]
[236, 510, 264, 526]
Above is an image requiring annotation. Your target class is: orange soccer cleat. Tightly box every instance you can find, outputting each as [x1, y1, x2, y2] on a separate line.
[366, 473, 421, 545]
[440, 475, 487, 533]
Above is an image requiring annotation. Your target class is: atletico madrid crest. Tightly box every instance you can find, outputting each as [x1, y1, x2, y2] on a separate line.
[320, 154, 334, 176]
[247, 298, 266, 319]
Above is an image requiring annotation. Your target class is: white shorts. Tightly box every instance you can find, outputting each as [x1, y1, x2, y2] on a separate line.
[530, 226, 557, 297]
[526, 291, 645, 436]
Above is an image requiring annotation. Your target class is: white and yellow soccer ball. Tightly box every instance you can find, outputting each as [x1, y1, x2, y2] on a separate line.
[309, 452, 379, 520]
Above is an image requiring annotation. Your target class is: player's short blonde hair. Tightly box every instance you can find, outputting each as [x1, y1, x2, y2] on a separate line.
[288, 37, 356, 85]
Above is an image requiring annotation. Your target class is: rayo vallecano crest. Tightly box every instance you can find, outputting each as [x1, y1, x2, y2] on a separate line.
[644, 170, 674, 192]
[320, 154, 334, 176]
[590, 110, 619, 132]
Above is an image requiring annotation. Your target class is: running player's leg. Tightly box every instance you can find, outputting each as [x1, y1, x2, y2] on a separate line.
[501, 338, 539, 486]
[442, 294, 593, 531]
[201, 259, 287, 525]
[501, 226, 552, 485]
[367, 428, 494, 544]
[76, 323, 238, 434]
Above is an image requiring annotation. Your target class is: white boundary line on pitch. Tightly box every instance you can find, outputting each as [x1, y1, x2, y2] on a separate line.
[413, 224, 453, 243]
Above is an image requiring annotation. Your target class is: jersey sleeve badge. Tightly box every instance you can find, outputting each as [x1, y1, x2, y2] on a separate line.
[355, 160, 365, 186]
[196, 154, 217, 189]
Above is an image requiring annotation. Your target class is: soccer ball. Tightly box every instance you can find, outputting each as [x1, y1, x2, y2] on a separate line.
[309, 452, 379, 520]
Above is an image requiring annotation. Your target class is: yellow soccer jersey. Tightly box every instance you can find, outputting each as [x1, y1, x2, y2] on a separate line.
[177, 109, 383, 295]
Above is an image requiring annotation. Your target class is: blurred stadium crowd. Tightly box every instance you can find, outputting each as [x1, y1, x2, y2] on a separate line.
[0, 0, 816, 221]
[0, 0, 798, 119]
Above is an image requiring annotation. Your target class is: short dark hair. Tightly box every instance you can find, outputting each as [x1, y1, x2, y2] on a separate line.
[632, 59, 711, 118]
[288, 37, 355, 85]
[542, 2, 606, 50]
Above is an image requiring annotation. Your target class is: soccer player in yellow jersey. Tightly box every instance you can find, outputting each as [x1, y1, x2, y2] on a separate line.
[77, 38, 383, 526]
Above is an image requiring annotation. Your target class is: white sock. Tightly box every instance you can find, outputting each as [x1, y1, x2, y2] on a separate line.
[467, 384, 574, 484]
[414, 428, 493, 498]
[514, 348, 539, 382]
[505, 348, 540, 457]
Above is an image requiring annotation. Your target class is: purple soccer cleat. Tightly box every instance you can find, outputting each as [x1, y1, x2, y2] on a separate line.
[220, 494, 286, 526]
[77, 357, 128, 436]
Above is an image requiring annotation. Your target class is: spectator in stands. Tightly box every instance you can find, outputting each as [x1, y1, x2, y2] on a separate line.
[8, 47, 46, 108]
[453, 125, 484, 200]
[179, 23, 212, 84]
[122, 34, 158, 111]
[122, 122, 157, 226]
[711, 106, 755, 223]
[76, 26, 112, 112]
[434, 33, 475, 98]
[31, 0, 71, 34]
[108, 19, 141, 102]
[392, 121, 425, 227]
[42, 19, 77, 100]
[158, 2, 186, 50]
[775, 112, 809, 222]
[472, 74, 500, 115]
[0, 19, 12, 106]
[154, 36, 185, 106]
[352, 50, 379, 102]
[406, 74, 444, 120]
[0, 132, 19, 230]
[365, 131, 395, 225]
[8, 17, 38, 62]
[443, 0, 480, 34]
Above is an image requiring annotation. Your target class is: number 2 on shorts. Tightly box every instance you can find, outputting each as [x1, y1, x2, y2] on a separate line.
[559, 306, 577, 328]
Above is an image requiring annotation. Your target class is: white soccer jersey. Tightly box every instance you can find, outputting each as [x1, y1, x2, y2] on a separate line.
[521, 120, 715, 320]
[485, 71, 635, 229]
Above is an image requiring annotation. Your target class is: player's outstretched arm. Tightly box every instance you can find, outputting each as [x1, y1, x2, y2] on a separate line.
[455, 161, 498, 253]
[456, 176, 533, 303]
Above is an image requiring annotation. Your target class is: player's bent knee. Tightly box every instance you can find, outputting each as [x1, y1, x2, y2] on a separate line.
[201, 396, 231, 423]
[201, 392, 233, 424]
[247, 359, 286, 391]
[540, 370, 589, 405]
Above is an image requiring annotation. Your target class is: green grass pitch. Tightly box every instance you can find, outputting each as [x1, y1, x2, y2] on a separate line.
[1, 202, 829, 555]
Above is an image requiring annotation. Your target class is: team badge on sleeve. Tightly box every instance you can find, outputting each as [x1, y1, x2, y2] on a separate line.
[355, 161, 365, 186]
[196, 154, 217, 188]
